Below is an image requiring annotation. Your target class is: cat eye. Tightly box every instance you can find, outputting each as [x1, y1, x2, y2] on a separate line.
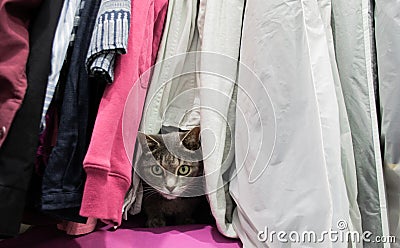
[151, 165, 163, 175]
[178, 165, 191, 176]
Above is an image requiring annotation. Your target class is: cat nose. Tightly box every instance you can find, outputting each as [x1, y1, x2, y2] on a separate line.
[166, 186, 176, 192]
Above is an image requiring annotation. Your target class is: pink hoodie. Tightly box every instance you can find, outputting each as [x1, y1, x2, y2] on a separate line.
[80, 0, 168, 226]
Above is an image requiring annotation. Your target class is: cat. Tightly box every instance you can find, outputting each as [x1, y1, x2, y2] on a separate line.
[136, 126, 211, 228]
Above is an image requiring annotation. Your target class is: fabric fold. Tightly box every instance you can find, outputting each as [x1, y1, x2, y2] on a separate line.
[123, 0, 199, 218]
[375, 0, 400, 246]
[41, 0, 101, 223]
[86, 0, 131, 83]
[318, 0, 363, 245]
[41, 0, 82, 128]
[332, 0, 390, 246]
[0, 0, 60, 237]
[81, 0, 168, 226]
[231, 0, 351, 246]
[197, 0, 245, 239]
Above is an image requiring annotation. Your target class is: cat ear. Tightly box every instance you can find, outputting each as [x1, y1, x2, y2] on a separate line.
[138, 132, 160, 151]
[181, 126, 201, 150]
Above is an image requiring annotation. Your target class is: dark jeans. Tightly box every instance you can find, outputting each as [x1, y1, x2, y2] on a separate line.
[41, 0, 102, 223]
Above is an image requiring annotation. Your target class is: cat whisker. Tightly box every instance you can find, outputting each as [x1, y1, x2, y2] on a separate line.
[143, 191, 159, 200]
[142, 189, 152, 193]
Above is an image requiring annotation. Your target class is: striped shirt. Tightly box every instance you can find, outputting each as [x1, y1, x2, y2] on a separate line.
[86, 0, 130, 83]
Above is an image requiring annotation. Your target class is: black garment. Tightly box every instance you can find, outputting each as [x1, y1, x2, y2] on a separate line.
[41, 0, 102, 223]
[25, 47, 70, 215]
[0, 0, 64, 238]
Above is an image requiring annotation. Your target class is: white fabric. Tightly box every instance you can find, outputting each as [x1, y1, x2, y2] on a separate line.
[331, 0, 390, 246]
[41, 0, 81, 128]
[197, 0, 245, 238]
[318, 0, 363, 245]
[231, 0, 351, 247]
[375, 0, 400, 246]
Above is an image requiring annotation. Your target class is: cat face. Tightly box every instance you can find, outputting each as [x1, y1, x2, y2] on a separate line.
[137, 127, 204, 200]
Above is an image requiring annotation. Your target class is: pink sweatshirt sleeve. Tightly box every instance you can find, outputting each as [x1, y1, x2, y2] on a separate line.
[80, 0, 168, 226]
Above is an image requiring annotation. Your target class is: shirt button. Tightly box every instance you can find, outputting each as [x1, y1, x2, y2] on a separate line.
[0, 126, 6, 139]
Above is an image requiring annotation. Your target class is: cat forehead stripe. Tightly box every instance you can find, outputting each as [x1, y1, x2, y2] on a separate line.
[161, 154, 179, 167]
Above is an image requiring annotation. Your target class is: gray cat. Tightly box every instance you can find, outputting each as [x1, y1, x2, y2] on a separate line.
[137, 127, 209, 227]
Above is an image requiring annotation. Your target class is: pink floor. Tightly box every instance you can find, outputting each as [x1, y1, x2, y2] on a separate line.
[0, 221, 242, 248]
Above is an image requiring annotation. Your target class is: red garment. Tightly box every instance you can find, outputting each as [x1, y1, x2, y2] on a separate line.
[0, 0, 42, 147]
[35, 103, 59, 176]
[80, 0, 168, 225]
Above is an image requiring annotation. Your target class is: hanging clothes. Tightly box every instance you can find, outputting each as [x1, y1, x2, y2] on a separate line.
[86, 0, 131, 83]
[231, 0, 352, 247]
[0, 0, 62, 237]
[123, 0, 199, 218]
[318, 0, 363, 245]
[375, 0, 400, 246]
[196, 0, 245, 238]
[40, 0, 82, 129]
[41, 0, 101, 223]
[138, 0, 199, 134]
[331, 0, 390, 246]
[80, 0, 168, 226]
[47, 0, 131, 235]
[27, 77, 64, 210]
[26, 7, 77, 218]
[0, 0, 42, 148]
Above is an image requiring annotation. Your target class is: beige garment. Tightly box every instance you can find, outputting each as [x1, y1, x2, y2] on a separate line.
[197, 0, 245, 238]
[123, 0, 199, 218]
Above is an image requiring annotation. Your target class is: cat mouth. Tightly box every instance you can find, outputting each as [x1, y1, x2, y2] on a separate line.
[160, 192, 178, 200]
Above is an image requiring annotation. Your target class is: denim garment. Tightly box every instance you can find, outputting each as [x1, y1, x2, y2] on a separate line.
[40, 0, 82, 129]
[41, 0, 102, 223]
